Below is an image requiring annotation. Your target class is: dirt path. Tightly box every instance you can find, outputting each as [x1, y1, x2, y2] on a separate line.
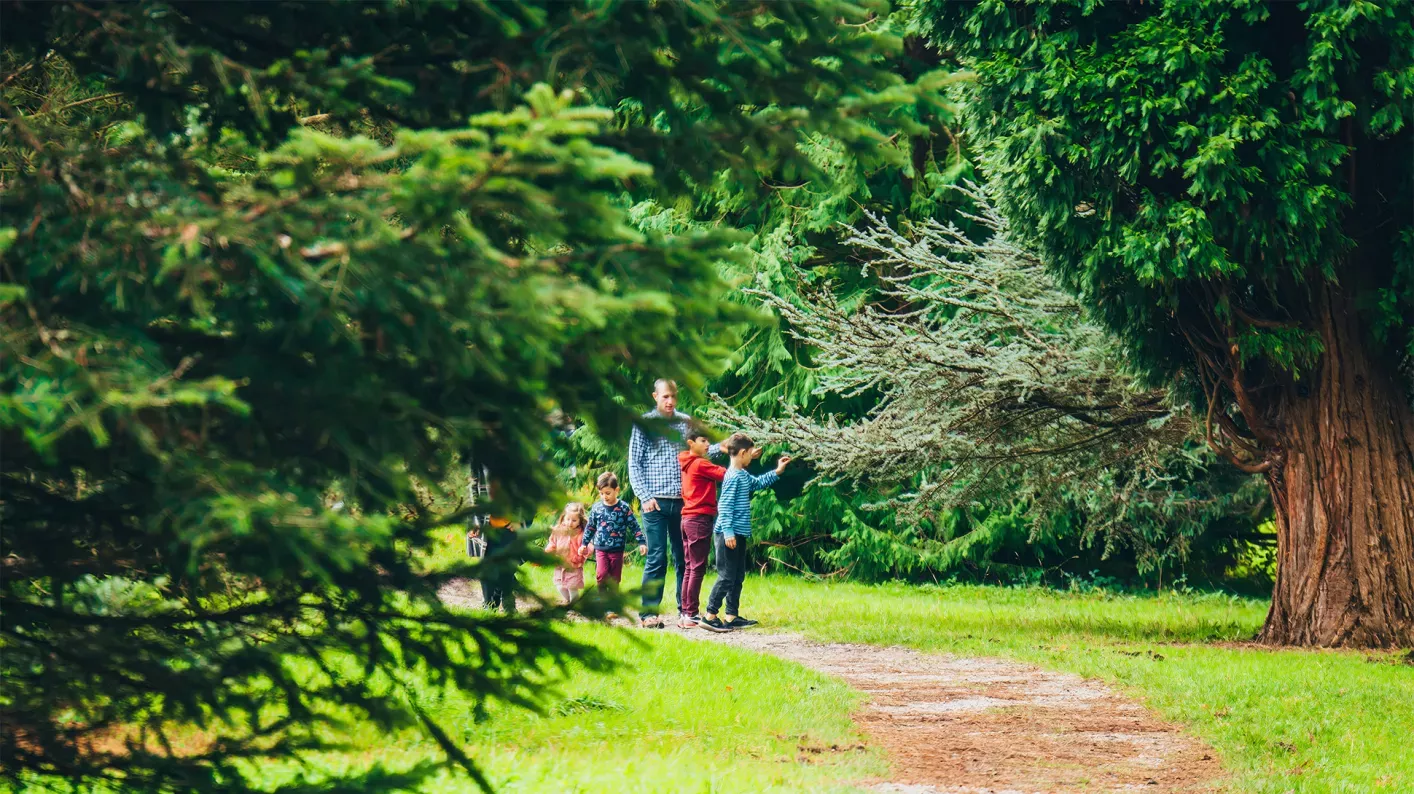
[675, 628, 1225, 794]
[437, 580, 1224, 792]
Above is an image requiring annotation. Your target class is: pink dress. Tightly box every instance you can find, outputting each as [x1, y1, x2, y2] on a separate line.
[547, 531, 586, 590]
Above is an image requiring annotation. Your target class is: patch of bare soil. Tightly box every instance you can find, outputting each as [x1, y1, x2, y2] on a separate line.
[436, 577, 486, 611]
[437, 578, 635, 625]
[678, 630, 1225, 794]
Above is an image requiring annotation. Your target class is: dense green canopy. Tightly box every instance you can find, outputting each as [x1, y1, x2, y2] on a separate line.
[0, 1, 941, 790]
[925, 0, 1413, 391]
[923, 0, 1414, 646]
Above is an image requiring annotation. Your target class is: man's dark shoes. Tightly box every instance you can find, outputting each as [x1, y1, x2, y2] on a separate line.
[698, 616, 732, 633]
[724, 617, 757, 629]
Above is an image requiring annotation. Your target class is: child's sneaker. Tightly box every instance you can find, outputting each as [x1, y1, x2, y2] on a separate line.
[639, 615, 664, 629]
[698, 616, 732, 633]
[677, 614, 699, 629]
[724, 617, 757, 629]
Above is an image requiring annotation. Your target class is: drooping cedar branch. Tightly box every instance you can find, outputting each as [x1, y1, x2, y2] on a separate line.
[715, 184, 1195, 521]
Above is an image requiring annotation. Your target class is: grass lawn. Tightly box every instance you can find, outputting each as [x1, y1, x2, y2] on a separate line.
[747, 576, 1414, 794]
[245, 566, 883, 793]
[87, 528, 1407, 794]
[414, 530, 1411, 794]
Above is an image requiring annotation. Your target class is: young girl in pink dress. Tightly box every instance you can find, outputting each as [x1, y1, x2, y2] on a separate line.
[546, 502, 589, 605]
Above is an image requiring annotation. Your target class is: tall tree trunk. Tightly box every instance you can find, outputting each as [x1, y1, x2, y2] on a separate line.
[1258, 286, 1414, 647]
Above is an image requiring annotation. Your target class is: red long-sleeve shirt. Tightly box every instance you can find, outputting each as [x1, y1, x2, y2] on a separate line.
[679, 451, 727, 518]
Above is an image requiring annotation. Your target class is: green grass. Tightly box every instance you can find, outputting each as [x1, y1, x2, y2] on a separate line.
[746, 576, 1414, 794]
[248, 614, 882, 793]
[426, 528, 1411, 793]
[144, 529, 1414, 793]
[433, 624, 880, 793]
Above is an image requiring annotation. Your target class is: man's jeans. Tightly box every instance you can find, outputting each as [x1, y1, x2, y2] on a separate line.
[640, 497, 685, 615]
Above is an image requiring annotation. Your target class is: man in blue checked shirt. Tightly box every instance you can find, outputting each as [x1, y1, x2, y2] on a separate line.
[627, 379, 750, 628]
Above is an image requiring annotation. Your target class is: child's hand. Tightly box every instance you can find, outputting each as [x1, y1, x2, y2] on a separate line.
[638, 544, 648, 556]
[725, 535, 737, 549]
[579, 545, 589, 556]
[775, 454, 792, 474]
[750, 446, 764, 460]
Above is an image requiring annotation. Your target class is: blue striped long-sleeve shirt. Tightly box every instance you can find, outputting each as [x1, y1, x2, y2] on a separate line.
[712, 468, 779, 541]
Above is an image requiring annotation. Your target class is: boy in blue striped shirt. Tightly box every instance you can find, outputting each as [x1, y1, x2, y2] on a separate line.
[701, 433, 791, 631]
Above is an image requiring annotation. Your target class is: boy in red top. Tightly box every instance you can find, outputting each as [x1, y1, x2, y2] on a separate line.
[677, 424, 729, 630]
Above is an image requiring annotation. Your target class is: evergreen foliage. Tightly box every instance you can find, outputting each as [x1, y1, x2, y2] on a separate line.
[660, 10, 977, 579]
[718, 186, 1268, 580]
[0, 1, 930, 789]
[541, 5, 970, 557]
[922, 0, 1414, 413]
[921, 0, 1414, 646]
[544, 5, 1271, 586]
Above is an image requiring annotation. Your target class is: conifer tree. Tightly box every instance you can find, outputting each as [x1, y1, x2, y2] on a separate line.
[925, 0, 1414, 646]
[719, 186, 1268, 580]
[532, 5, 972, 575]
[0, 1, 925, 790]
[683, 7, 1265, 583]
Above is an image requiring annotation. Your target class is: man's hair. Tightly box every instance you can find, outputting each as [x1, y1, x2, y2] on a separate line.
[595, 472, 619, 489]
[652, 378, 678, 395]
[685, 422, 712, 443]
[723, 432, 754, 456]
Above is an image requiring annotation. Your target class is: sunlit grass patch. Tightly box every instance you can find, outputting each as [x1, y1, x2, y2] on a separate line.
[238, 611, 880, 793]
[752, 575, 1413, 794]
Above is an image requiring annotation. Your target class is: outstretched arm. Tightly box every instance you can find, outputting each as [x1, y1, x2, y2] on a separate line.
[698, 459, 727, 483]
[748, 470, 780, 493]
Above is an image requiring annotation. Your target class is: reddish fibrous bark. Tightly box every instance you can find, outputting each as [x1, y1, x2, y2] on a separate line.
[1249, 286, 1414, 647]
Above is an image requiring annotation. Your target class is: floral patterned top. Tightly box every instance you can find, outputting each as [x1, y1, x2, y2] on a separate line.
[582, 499, 644, 551]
